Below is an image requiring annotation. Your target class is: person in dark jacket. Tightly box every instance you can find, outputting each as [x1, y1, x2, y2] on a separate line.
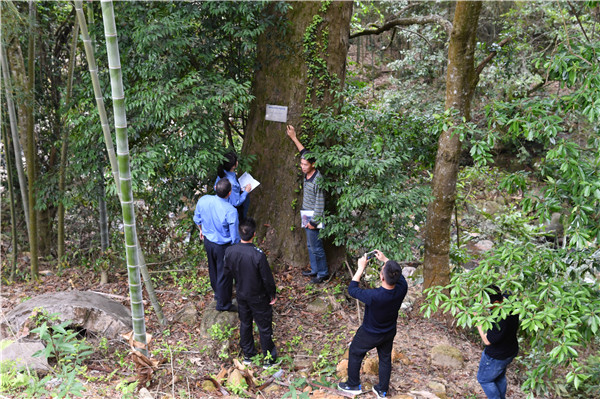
[338, 250, 408, 399]
[477, 286, 519, 399]
[224, 217, 278, 368]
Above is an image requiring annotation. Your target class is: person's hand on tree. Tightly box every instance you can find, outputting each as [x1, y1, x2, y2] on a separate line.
[286, 124, 297, 140]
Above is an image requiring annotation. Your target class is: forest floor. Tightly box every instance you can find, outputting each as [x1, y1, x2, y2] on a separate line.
[0, 261, 529, 399]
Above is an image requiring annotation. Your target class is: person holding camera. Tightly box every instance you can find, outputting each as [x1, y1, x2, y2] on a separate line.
[338, 250, 408, 398]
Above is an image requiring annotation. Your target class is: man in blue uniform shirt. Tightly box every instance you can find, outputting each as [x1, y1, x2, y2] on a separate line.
[193, 178, 240, 311]
[338, 250, 408, 398]
[224, 218, 278, 368]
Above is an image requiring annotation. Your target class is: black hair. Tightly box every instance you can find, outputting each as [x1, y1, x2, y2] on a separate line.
[301, 151, 316, 165]
[383, 260, 402, 285]
[239, 217, 257, 241]
[217, 151, 238, 178]
[486, 285, 504, 303]
[215, 178, 232, 198]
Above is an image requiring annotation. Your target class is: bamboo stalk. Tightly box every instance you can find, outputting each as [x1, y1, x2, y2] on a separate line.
[100, 0, 147, 352]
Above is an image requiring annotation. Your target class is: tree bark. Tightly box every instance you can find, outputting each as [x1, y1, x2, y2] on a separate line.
[423, 1, 482, 289]
[243, 1, 351, 268]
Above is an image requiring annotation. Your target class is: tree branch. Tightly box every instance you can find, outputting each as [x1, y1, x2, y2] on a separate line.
[350, 15, 452, 39]
[474, 37, 512, 79]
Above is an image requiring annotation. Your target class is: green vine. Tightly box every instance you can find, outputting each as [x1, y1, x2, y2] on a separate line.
[300, 0, 339, 138]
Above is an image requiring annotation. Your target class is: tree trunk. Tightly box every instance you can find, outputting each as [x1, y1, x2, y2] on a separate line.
[2, 124, 19, 281]
[26, 0, 39, 279]
[0, 43, 30, 235]
[423, 1, 481, 289]
[58, 15, 79, 261]
[243, 1, 351, 268]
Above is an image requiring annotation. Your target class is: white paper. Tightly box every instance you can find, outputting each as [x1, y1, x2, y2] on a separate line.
[265, 104, 288, 123]
[238, 172, 260, 192]
[300, 210, 324, 229]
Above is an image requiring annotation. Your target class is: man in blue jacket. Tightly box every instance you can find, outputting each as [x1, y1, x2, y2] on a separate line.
[338, 250, 408, 398]
[224, 218, 278, 368]
[193, 178, 240, 311]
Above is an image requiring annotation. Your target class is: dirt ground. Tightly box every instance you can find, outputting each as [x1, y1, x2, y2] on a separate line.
[0, 262, 528, 399]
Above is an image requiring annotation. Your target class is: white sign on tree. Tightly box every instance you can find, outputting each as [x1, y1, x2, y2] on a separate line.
[265, 104, 288, 123]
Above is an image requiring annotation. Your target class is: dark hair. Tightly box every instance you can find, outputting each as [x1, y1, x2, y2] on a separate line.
[239, 217, 256, 241]
[301, 151, 316, 165]
[383, 260, 402, 285]
[486, 285, 504, 303]
[217, 151, 238, 178]
[215, 178, 232, 198]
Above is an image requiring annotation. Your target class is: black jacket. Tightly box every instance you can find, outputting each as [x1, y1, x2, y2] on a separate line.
[224, 242, 276, 302]
[484, 313, 520, 360]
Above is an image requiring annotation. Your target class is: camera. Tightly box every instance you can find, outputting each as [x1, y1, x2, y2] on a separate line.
[365, 250, 377, 260]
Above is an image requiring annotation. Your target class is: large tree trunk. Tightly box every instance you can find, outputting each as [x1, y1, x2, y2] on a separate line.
[423, 1, 481, 289]
[243, 1, 351, 268]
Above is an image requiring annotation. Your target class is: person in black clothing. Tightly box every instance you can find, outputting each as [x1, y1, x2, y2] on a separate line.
[224, 218, 278, 368]
[476, 285, 520, 399]
[338, 250, 408, 399]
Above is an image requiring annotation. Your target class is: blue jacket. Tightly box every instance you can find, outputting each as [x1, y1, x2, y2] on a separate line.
[193, 195, 240, 244]
[215, 170, 248, 208]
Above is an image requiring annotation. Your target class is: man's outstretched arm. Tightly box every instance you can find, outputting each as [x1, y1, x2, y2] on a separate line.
[286, 125, 305, 152]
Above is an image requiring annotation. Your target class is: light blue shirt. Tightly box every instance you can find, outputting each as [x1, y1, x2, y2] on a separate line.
[193, 195, 240, 244]
[215, 170, 248, 208]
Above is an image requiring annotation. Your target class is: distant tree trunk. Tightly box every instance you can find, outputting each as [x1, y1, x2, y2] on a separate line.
[243, 1, 351, 268]
[99, 167, 110, 284]
[26, 0, 39, 279]
[423, 1, 482, 289]
[57, 16, 79, 262]
[2, 125, 19, 281]
[0, 43, 30, 235]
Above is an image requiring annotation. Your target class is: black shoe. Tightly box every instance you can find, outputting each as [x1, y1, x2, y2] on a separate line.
[302, 270, 317, 276]
[310, 275, 328, 284]
[372, 386, 387, 398]
[337, 382, 361, 395]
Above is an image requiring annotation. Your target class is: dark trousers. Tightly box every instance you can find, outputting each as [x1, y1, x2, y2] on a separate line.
[238, 298, 277, 360]
[203, 239, 232, 311]
[347, 326, 396, 392]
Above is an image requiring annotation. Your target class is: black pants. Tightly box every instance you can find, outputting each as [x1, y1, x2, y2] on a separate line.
[347, 326, 396, 392]
[237, 298, 277, 360]
[203, 239, 232, 311]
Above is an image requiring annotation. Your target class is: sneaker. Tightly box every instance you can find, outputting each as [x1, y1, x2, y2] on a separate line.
[310, 275, 328, 284]
[262, 358, 280, 369]
[337, 382, 361, 395]
[372, 386, 387, 398]
[242, 357, 252, 366]
[302, 270, 317, 277]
